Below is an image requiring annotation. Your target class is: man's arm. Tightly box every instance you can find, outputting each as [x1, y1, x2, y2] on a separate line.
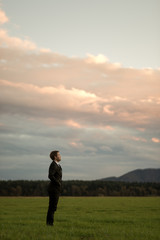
[48, 162, 61, 186]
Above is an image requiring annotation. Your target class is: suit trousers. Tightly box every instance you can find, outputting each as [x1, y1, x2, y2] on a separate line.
[46, 189, 60, 225]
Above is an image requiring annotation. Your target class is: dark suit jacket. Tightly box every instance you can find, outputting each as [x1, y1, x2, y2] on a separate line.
[48, 160, 62, 193]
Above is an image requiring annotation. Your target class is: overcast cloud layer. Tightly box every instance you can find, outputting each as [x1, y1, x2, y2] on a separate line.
[0, 8, 160, 180]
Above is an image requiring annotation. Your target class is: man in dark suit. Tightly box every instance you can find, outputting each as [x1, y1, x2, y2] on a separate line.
[46, 150, 62, 226]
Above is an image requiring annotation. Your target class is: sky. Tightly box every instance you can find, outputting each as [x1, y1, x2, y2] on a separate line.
[0, 0, 160, 180]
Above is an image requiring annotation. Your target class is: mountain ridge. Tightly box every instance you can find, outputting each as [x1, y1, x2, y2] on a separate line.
[99, 168, 160, 183]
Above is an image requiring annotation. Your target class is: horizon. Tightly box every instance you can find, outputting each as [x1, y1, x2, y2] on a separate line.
[0, 167, 159, 182]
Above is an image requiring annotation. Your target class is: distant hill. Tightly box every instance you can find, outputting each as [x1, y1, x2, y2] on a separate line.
[99, 168, 160, 183]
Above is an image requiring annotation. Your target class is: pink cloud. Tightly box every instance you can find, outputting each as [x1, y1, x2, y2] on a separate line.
[69, 141, 84, 149]
[70, 142, 78, 147]
[0, 14, 160, 131]
[0, 29, 37, 50]
[0, 9, 9, 24]
[104, 125, 114, 131]
[122, 135, 147, 143]
[152, 138, 160, 143]
[0, 79, 102, 116]
[66, 120, 82, 128]
[103, 105, 114, 115]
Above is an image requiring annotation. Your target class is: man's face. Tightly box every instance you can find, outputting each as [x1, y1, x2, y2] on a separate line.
[56, 152, 61, 162]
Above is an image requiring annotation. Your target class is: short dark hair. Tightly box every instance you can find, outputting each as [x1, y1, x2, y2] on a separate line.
[50, 150, 59, 160]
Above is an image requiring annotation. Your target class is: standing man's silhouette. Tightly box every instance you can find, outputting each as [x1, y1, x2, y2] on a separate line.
[46, 150, 62, 226]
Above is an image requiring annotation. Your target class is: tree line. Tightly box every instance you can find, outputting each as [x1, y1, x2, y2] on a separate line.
[0, 180, 160, 197]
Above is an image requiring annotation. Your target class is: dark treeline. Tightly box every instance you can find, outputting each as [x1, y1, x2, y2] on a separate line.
[0, 180, 160, 197]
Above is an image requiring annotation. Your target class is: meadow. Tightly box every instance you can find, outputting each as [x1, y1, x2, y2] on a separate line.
[0, 197, 160, 240]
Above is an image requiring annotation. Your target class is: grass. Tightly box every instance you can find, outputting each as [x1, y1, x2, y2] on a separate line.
[0, 196, 160, 240]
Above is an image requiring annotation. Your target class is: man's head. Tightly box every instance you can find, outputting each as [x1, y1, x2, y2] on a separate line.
[50, 150, 61, 162]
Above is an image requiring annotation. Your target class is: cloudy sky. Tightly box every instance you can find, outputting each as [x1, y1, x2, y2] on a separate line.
[0, 0, 160, 180]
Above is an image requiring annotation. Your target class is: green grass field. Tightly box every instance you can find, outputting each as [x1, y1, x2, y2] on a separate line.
[0, 197, 160, 240]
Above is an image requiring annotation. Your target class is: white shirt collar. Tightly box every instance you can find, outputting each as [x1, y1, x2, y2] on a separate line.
[54, 160, 60, 166]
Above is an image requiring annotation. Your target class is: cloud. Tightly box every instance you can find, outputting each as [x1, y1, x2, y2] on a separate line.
[122, 135, 147, 143]
[66, 120, 82, 129]
[0, 47, 160, 130]
[103, 105, 114, 115]
[0, 79, 102, 118]
[152, 138, 160, 143]
[86, 53, 109, 64]
[86, 53, 122, 69]
[0, 9, 9, 24]
[0, 29, 37, 50]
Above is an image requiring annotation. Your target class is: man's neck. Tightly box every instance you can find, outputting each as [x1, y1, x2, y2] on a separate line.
[54, 160, 60, 165]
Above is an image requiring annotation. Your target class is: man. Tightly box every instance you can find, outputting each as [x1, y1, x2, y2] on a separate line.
[46, 150, 62, 226]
